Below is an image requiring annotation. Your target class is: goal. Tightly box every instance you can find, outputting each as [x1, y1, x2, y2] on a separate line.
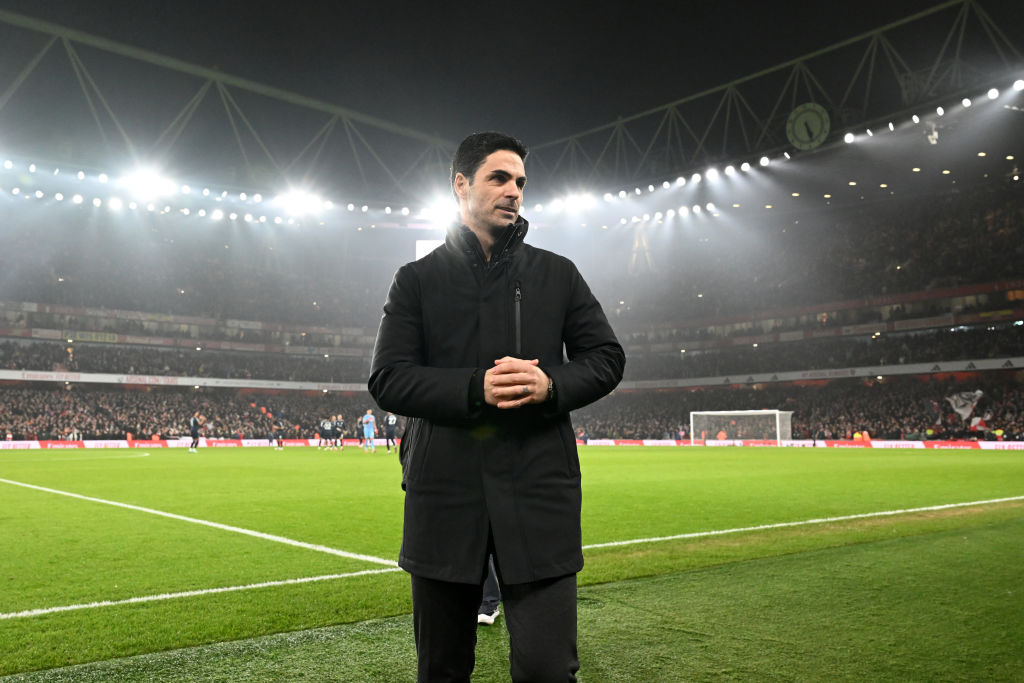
[690, 410, 793, 445]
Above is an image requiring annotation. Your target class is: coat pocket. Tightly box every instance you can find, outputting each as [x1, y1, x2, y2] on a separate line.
[398, 417, 433, 490]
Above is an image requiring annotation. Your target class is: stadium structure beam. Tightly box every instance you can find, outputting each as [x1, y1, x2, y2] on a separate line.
[0, 9, 451, 149]
[0, 8, 454, 199]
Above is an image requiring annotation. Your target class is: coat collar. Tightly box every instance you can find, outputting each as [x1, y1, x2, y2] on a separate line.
[446, 216, 529, 264]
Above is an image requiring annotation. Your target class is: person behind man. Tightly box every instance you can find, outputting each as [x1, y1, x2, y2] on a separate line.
[188, 411, 204, 453]
[273, 417, 286, 451]
[384, 411, 399, 453]
[361, 408, 377, 453]
[369, 131, 624, 682]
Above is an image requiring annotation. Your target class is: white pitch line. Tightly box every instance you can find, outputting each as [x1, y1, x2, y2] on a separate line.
[0, 567, 404, 620]
[0, 477, 397, 567]
[582, 495, 1024, 550]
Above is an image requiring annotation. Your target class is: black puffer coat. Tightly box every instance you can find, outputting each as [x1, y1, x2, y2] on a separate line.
[369, 218, 624, 584]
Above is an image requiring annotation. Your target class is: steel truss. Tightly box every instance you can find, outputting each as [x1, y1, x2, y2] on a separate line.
[527, 0, 1022, 190]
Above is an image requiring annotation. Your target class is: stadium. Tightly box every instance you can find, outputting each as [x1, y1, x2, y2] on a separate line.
[1, 1, 1023, 680]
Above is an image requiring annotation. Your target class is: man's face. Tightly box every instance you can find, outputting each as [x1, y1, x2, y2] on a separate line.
[456, 149, 526, 233]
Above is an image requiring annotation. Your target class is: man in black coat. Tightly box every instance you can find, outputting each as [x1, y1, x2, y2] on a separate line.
[369, 131, 624, 682]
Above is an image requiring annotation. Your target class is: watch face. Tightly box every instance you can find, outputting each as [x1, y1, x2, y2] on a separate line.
[786, 103, 831, 151]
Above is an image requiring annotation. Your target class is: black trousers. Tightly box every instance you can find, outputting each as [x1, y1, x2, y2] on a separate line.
[410, 570, 579, 683]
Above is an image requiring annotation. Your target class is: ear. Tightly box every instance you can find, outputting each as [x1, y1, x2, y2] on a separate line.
[453, 172, 470, 202]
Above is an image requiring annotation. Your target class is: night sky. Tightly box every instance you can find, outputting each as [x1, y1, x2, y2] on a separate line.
[2, 0, 1016, 147]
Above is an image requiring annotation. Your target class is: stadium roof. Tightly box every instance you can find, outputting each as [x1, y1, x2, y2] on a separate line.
[0, 0, 1021, 204]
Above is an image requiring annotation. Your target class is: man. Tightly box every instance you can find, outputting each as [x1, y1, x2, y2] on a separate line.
[188, 412, 204, 453]
[369, 131, 624, 682]
[361, 408, 377, 453]
[332, 413, 345, 451]
[384, 411, 399, 453]
[318, 415, 334, 450]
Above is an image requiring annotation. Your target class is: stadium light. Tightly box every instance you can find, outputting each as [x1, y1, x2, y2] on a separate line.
[120, 167, 176, 200]
[844, 132, 855, 143]
[691, 173, 701, 184]
[705, 168, 719, 181]
[988, 88, 999, 99]
[936, 106, 945, 116]
[274, 189, 327, 216]
[1013, 79, 1024, 91]
[759, 156, 770, 167]
[961, 98, 972, 108]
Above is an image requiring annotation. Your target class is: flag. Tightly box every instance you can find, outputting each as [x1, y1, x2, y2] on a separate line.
[945, 390, 983, 421]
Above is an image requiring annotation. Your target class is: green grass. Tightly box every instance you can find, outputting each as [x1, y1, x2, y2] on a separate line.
[1, 445, 1023, 680]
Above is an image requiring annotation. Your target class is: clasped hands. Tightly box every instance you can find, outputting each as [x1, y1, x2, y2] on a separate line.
[484, 356, 549, 409]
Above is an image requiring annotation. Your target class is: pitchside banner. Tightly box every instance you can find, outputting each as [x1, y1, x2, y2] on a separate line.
[2, 439, 1022, 451]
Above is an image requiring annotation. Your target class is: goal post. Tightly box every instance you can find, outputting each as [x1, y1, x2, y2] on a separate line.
[690, 410, 793, 446]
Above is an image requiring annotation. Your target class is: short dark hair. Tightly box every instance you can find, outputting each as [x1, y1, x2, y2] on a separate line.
[450, 131, 528, 192]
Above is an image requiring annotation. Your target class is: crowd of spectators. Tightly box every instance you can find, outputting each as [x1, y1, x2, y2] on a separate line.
[571, 375, 1024, 442]
[2, 375, 1020, 443]
[0, 340, 368, 383]
[0, 386, 383, 442]
[3, 321, 1021, 386]
[1, 177, 1020, 338]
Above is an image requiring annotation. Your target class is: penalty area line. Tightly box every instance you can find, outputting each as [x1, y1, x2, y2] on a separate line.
[0, 477, 397, 567]
[0, 567, 404, 620]
[582, 495, 1024, 550]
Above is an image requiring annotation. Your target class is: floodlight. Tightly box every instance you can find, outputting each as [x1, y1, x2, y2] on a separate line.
[642, 213, 650, 221]
[361, 205, 368, 212]
[198, 209, 206, 217]
[229, 212, 238, 220]
[181, 208, 190, 216]
[692, 205, 701, 214]
[34, 190, 43, 199]
[647, 184, 655, 193]
[2, 160, 11, 169]
[211, 209, 224, 220]
[401, 207, 410, 216]
[912, 114, 920, 123]
[844, 132, 855, 143]
[603, 192, 614, 201]
[724, 165, 736, 176]
[10, 187, 19, 195]
[120, 167, 176, 200]
[936, 106, 944, 116]
[1013, 79, 1024, 91]
[550, 198, 565, 213]
[108, 197, 124, 211]
[759, 156, 770, 167]
[961, 98, 972, 108]
[181, 185, 191, 194]
[865, 129, 873, 136]
[98, 173, 108, 183]
[679, 206, 689, 216]
[690, 173, 701, 184]
[705, 203, 716, 212]
[92, 198, 102, 207]
[740, 162, 751, 172]
[634, 187, 642, 195]
[666, 209, 675, 218]
[618, 190, 627, 199]
[987, 88, 999, 99]
[705, 168, 719, 181]
[55, 193, 64, 201]
[274, 189, 326, 216]
[29, 164, 37, 173]
[239, 192, 247, 200]
[661, 181, 671, 189]
[888, 122, 895, 131]
[77, 171, 85, 180]
[675, 176, 686, 185]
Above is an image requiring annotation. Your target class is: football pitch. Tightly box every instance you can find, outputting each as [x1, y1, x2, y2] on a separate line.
[1, 445, 1023, 681]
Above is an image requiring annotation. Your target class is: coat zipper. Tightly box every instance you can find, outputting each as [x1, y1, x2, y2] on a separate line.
[514, 282, 522, 356]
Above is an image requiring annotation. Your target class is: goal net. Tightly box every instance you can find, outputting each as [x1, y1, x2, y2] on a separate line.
[690, 410, 793, 445]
